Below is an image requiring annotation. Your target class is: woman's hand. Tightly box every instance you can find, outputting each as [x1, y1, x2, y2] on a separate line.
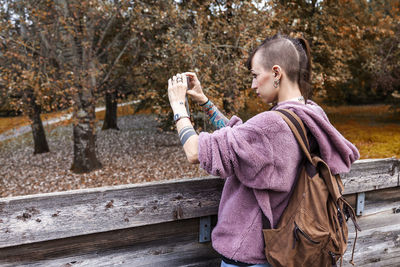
[168, 73, 188, 111]
[184, 72, 208, 105]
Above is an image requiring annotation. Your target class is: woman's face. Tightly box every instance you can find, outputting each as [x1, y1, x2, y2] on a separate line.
[250, 51, 279, 104]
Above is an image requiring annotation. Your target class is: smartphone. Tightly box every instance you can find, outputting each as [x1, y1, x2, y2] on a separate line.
[185, 76, 190, 117]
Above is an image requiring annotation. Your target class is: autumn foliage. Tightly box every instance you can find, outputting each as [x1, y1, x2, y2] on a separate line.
[147, 0, 400, 129]
[0, 0, 399, 172]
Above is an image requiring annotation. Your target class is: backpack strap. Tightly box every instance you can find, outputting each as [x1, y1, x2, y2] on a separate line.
[275, 109, 343, 201]
[274, 109, 313, 165]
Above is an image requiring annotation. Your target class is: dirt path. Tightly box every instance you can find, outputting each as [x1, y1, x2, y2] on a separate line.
[0, 101, 138, 142]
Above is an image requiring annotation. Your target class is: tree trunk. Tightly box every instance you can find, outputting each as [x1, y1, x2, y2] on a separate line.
[27, 94, 50, 154]
[102, 90, 119, 130]
[70, 104, 102, 173]
[70, 85, 102, 173]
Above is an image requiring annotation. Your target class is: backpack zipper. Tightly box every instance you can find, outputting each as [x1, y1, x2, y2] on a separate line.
[337, 206, 343, 227]
[328, 251, 338, 267]
[293, 221, 321, 247]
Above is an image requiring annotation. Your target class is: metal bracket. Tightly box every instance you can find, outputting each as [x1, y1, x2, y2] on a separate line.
[356, 192, 365, 216]
[199, 216, 211, 243]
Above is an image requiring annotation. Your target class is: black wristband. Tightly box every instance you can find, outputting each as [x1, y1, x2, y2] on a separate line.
[199, 98, 209, 106]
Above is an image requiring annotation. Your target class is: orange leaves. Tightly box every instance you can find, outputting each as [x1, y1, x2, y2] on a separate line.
[1, 0, 398, 124]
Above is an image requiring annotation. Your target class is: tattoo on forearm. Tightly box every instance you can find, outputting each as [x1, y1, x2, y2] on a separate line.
[179, 126, 197, 145]
[201, 100, 228, 129]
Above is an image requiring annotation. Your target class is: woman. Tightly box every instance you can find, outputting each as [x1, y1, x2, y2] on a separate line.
[167, 34, 359, 267]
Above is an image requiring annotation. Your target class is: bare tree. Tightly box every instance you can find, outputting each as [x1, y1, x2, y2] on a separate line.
[47, 0, 156, 172]
[0, 0, 52, 154]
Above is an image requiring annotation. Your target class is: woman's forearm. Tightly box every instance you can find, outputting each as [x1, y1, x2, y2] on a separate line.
[171, 102, 199, 164]
[201, 100, 229, 129]
[176, 118, 199, 164]
[168, 73, 202, 164]
[172, 98, 229, 164]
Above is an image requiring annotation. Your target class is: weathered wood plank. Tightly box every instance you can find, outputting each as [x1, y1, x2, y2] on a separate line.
[1, 190, 399, 266]
[1, 209, 398, 267]
[344, 231, 400, 267]
[343, 210, 400, 266]
[0, 158, 398, 251]
[0, 217, 216, 262]
[3, 185, 398, 265]
[341, 188, 400, 267]
[0, 233, 221, 267]
[343, 186, 400, 217]
[341, 158, 399, 194]
[362, 187, 400, 216]
[343, 187, 400, 266]
[0, 177, 223, 249]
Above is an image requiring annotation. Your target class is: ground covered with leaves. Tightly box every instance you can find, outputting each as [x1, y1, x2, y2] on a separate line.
[1, 104, 400, 198]
[0, 115, 208, 198]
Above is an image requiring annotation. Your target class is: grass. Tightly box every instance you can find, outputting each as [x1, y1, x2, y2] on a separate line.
[242, 97, 400, 159]
[322, 104, 400, 159]
[1, 101, 399, 159]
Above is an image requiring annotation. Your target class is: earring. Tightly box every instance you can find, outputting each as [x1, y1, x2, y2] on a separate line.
[273, 79, 280, 88]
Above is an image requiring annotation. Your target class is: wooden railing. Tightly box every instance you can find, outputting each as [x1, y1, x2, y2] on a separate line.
[0, 158, 399, 267]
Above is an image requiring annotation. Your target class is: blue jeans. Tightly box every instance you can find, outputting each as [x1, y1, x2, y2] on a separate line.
[221, 260, 273, 267]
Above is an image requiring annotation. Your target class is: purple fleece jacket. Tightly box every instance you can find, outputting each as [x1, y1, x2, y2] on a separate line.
[198, 100, 360, 264]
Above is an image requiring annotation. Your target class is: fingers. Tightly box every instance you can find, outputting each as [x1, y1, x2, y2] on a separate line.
[180, 73, 188, 83]
[168, 73, 188, 93]
[183, 72, 197, 78]
[170, 72, 197, 78]
[168, 72, 196, 89]
[169, 73, 187, 85]
[186, 89, 194, 95]
[183, 72, 195, 82]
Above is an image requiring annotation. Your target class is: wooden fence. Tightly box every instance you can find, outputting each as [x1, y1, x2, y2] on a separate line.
[0, 158, 399, 266]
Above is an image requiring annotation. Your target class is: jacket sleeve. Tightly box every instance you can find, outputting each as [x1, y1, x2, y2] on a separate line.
[198, 115, 276, 190]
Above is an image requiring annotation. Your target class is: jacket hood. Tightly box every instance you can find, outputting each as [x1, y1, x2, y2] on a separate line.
[272, 100, 360, 174]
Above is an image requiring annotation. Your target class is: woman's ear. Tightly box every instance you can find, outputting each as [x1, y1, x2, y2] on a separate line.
[272, 65, 282, 79]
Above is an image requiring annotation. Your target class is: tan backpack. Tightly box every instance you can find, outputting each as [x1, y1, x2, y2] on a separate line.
[263, 109, 361, 267]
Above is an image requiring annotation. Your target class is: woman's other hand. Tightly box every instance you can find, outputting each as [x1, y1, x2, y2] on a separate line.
[184, 72, 208, 105]
[168, 73, 188, 110]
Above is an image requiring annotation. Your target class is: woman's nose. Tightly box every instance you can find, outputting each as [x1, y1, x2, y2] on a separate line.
[251, 79, 257, 89]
